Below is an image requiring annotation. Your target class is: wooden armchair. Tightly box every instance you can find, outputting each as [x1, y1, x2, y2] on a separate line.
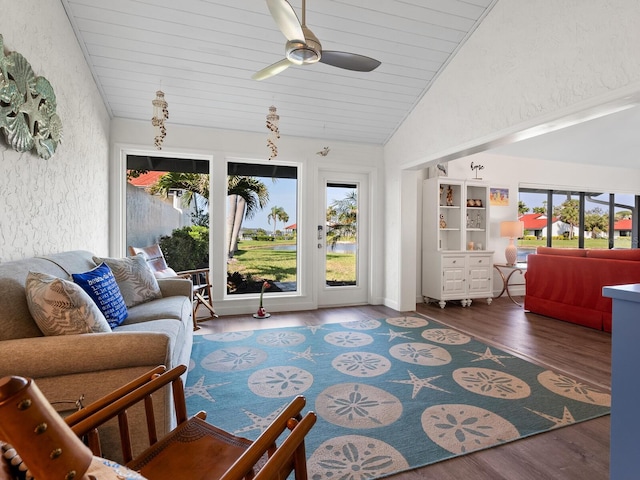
[129, 244, 217, 330]
[65, 365, 316, 480]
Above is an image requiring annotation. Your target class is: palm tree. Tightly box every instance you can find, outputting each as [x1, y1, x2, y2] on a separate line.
[149, 172, 209, 224]
[226, 176, 269, 258]
[326, 190, 357, 247]
[267, 206, 289, 237]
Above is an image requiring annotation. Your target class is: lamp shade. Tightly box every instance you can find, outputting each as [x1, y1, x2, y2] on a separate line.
[500, 220, 524, 238]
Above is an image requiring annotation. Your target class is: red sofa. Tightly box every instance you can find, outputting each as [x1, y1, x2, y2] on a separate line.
[524, 247, 640, 332]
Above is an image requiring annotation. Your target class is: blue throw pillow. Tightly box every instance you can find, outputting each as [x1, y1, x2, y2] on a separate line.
[72, 263, 128, 328]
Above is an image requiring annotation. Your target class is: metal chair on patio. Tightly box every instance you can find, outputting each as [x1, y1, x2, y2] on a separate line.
[129, 244, 217, 330]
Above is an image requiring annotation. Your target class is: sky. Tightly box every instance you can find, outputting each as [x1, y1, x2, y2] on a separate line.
[240, 179, 354, 232]
[241, 178, 297, 232]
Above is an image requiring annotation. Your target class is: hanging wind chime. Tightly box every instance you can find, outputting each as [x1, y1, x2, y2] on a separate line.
[266, 105, 280, 160]
[152, 90, 169, 150]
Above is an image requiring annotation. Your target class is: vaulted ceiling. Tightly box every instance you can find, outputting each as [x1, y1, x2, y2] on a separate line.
[61, 0, 640, 168]
[61, 0, 497, 145]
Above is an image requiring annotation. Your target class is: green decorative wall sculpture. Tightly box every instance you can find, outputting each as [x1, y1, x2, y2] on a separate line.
[0, 34, 63, 159]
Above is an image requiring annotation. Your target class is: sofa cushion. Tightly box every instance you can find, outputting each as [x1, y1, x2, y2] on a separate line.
[536, 247, 587, 257]
[586, 249, 640, 261]
[72, 263, 128, 328]
[25, 271, 112, 335]
[123, 296, 191, 326]
[93, 254, 162, 308]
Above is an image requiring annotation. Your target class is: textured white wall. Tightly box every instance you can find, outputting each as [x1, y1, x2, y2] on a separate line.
[385, 0, 640, 311]
[0, 0, 110, 262]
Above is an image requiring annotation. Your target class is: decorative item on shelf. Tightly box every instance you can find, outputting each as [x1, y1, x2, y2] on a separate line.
[475, 199, 483, 207]
[467, 241, 474, 250]
[151, 90, 168, 150]
[266, 105, 280, 160]
[470, 161, 484, 179]
[0, 34, 63, 159]
[439, 214, 447, 229]
[253, 281, 271, 318]
[500, 220, 524, 266]
[446, 185, 454, 206]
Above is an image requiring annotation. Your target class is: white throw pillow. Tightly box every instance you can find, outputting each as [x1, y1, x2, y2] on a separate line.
[25, 271, 112, 335]
[93, 254, 162, 308]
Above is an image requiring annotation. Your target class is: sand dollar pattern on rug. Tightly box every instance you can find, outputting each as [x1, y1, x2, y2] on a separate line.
[248, 366, 313, 397]
[453, 367, 532, 399]
[201, 346, 268, 372]
[186, 318, 611, 478]
[421, 404, 520, 454]
[332, 351, 392, 377]
[316, 383, 403, 428]
[537, 370, 611, 406]
[389, 342, 452, 366]
[386, 316, 430, 328]
[421, 328, 472, 345]
[308, 435, 409, 480]
[325, 331, 374, 347]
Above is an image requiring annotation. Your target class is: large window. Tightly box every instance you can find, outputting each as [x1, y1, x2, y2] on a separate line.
[518, 187, 639, 261]
[226, 162, 298, 296]
[126, 155, 210, 271]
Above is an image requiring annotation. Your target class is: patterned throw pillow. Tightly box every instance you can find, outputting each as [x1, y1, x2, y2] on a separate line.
[72, 263, 128, 328]
[25, 272, 112, 336]
[92, 254, 162, 308]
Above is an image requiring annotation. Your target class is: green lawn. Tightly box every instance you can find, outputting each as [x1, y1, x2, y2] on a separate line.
[228, 239, 356, 283]
[519, 237, 632, 249]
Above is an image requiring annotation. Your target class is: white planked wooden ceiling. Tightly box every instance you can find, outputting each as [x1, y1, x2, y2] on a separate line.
[61, 0, 497, 145]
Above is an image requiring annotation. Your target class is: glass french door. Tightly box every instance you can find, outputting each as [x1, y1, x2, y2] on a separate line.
[318, 172, 369, 306]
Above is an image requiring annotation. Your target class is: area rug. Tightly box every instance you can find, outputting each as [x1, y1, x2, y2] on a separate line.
[185, 316, 610, 479]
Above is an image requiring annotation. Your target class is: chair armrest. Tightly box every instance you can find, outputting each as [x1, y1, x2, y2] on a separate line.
[219, 396, 310, 480]
[0, 332, 172, 379]
[157, 277, 193, 299]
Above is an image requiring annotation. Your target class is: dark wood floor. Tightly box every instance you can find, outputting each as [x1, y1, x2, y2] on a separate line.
[196, 296, 611, 480]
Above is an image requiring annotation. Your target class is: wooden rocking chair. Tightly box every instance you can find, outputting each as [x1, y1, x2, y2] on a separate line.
[64, 365, 316, 480]
[129, 244, 217, 330]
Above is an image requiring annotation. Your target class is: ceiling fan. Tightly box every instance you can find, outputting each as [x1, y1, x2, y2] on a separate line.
[252, 0, 381, 81]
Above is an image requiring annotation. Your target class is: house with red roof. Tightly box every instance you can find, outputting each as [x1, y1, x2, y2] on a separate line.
[519, 213, 571, 239]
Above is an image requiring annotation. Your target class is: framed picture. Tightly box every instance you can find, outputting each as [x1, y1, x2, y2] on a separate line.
[490, 187, 509, 206]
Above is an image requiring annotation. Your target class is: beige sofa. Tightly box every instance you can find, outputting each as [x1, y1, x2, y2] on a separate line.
[0, 250, 194, 460]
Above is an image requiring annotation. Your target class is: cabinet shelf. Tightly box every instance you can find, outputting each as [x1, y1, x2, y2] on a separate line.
[439, 205, 461, 209]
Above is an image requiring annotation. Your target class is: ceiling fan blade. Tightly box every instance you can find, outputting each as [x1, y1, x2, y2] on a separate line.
[319, 51, 381, 72]
[266, 0, 305, 41]
[252, 58, 293, 81]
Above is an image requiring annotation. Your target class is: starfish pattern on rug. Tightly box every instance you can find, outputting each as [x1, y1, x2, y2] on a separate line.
[234, 405, 286, 435]
[376, 328, 415, 342]
[303, 325, 326, 334]
[184, 375, 230, 403]
[465, 346, 514, 366]
[287, 346, 329, 363]
[390, 370, 450, 398]
[525, 405, 575, 428]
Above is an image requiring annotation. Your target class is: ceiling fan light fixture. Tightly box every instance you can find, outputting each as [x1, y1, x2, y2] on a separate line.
[286, 36, 321, 64]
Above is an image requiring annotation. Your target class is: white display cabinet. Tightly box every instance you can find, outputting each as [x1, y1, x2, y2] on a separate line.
[422, 177, 493, 308]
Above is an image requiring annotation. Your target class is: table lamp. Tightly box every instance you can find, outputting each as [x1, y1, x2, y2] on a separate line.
[500, 220, 524, 266]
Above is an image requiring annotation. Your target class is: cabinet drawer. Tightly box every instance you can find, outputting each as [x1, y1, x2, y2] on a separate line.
[468, 255, 491, 266]
[443, 256, 465, 268]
